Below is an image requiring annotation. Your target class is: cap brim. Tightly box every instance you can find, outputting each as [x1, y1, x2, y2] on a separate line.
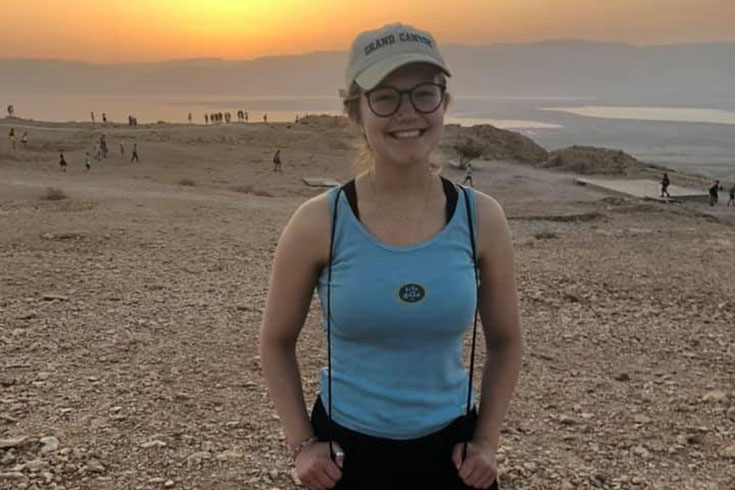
[354, 53, 451, 91]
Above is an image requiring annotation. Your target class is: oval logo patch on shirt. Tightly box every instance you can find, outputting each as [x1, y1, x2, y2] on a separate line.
[398, 283, 426, 303]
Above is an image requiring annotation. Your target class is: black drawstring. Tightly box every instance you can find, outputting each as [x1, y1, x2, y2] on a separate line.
[460, 185, 480, 461]
[325, 185, 479, 462]
[326, 187, 343, 461]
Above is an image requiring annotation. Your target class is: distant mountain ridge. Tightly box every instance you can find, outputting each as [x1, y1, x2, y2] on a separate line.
[1, 41, 734, 107]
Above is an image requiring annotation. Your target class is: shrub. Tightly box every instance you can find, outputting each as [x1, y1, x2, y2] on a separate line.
[40, 187, 67, 201]
[534, 230, 558, 240]
[453, 138, 484, 169]
[178, 178, 196, 186]
[231, 184, 273, 197]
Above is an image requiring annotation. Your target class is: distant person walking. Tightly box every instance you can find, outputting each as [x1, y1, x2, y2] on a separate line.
[130, 143, 139, 163]
[462, 161, 474, 187]
[100, 135, 108, 158]
[84, 152, 91, 171]
[709, 180, 720, 206]
[59, 152, 67, 172]
[120, 143, 125, 156]
[188, 112, 192, 123]
[205, 114, 209, 124]
[102, 113, 107, 124]
[263, 113, 268, 124]
[727, 184, 735, 207]
[8, 128, 17, 150]
[7, 104, 14, 117]
[660, 173, 670, 198]
[94, 141, 103, 161]
[91, 111, 95, 124]
[21, 131, 28, 146]
[272, 149, 282, 172]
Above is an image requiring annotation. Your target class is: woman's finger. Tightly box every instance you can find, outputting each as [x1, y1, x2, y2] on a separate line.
[311, 468, 333, 489]
[331, 441, 346, 469]
[451, 441, 464, 470]
[323, 459, 342, 481]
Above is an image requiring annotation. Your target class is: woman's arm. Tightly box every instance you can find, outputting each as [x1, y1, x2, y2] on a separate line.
[472, 191, 523, 450]
[259, 194, 331, 451]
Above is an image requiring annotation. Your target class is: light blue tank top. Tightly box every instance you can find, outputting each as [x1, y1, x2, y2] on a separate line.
[316, 184, 478, 439]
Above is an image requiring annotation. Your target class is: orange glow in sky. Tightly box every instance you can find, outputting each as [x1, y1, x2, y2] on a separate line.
[2, 0, 734, 62]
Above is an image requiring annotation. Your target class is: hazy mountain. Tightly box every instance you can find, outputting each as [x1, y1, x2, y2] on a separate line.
[1, 41, 734, 107]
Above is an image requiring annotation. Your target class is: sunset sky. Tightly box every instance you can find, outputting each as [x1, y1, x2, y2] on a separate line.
[2, 0, 734, 63]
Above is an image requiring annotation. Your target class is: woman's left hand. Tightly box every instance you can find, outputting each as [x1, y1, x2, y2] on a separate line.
[451, 438, 498, 489]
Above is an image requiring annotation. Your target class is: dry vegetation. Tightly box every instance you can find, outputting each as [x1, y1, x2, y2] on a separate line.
[39, 187, 67, 201]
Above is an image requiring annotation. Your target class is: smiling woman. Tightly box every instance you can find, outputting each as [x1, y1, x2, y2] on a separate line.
[259, 21, 522, 490]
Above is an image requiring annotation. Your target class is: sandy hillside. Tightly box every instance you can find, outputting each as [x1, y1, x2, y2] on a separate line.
[1, 117, 734, 490]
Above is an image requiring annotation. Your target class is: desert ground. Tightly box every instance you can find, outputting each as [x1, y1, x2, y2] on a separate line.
[1, 117, 734, 490]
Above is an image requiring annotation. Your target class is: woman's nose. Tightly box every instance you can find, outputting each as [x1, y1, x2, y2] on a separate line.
[395, 93, 418, 119]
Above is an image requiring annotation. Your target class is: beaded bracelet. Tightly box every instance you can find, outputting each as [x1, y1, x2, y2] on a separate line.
[292, 436, 319, 461]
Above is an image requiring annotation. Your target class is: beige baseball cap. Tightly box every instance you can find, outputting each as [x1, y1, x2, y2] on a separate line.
[344, 23, 451, 93]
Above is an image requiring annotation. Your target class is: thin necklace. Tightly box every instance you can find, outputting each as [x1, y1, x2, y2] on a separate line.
[368, 170, 434, 243]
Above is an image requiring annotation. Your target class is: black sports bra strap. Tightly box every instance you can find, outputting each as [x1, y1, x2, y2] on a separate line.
[343, 176, 457, 224]
[343, 179, 359, 220]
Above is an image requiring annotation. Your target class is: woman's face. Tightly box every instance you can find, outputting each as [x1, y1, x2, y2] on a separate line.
[359, 64, 446, 168]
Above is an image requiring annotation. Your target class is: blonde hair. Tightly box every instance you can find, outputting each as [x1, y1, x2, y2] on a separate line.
[342, 70, 450, 173]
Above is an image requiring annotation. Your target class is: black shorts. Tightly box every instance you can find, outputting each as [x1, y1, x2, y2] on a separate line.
[310, 397, 499, 490]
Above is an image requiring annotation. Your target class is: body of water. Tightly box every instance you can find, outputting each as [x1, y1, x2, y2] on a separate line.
[542, 106, 735, 125]
[1, 93, 563, 129]
[3, 94, 734, 180]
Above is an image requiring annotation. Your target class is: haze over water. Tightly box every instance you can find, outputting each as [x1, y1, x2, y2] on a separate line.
[4, 92, 734, 181]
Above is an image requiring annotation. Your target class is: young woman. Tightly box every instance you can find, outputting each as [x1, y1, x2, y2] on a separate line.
[260, 23, 522, 490]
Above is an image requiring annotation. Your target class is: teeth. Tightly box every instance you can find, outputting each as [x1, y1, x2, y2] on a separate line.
[392, 130, 422, 139]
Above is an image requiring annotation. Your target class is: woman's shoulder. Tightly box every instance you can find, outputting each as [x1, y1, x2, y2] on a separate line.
[462, 187, 507, 225]
[288, 190, 334, 236]
[467, 189, 511, 256]
[276, 190, 338, 267]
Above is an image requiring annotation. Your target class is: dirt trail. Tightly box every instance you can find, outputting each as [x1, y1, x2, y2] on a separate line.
[1, 119, 733, 490]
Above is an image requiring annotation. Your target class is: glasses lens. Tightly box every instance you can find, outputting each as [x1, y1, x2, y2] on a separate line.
[411, 83, 444, 113]
[367, 88, 400, 116]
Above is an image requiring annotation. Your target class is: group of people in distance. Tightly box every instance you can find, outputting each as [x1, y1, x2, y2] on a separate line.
[90, 111, 107, 124]
[7, 127, 28, 150]
[709, 179, 735, 207]
[89, 111, 138, 127]
[202, 110, 310, 125]
[57, 138, 139, 173]
[7, 127, 138, 169]
[661, 173, 734, 207]
[205, 111, 251, 124]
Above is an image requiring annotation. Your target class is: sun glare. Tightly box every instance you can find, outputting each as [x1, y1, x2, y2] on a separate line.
[0, 0, 734, 62]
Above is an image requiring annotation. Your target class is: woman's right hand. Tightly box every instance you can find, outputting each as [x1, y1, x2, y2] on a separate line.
[294, 441, 345, 490]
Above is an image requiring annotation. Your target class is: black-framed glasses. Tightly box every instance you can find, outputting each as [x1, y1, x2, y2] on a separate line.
[365, 82, 446, 117]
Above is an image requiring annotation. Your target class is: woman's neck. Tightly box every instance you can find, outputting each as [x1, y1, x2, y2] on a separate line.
[368, 159, 434, 197]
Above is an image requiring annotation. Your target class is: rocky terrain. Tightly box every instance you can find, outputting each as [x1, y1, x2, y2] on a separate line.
[1, 116, 734, 489]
